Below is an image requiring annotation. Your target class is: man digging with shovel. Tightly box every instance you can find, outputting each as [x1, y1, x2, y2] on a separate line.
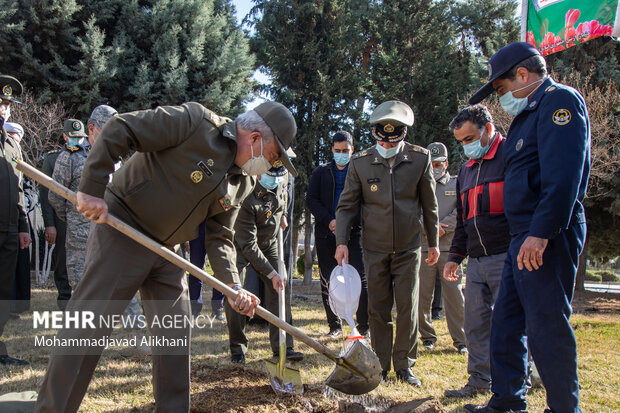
[35, 101, 297, 413]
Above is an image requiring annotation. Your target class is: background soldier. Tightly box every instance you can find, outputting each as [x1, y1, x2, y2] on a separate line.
[49, 119, 90, 284]
[226, 162, 303, 364]
[41, 132, 71, 309]
[418, 142, 466, 353]
[335, 100, 439, 387]
[0, 75, 31, 365]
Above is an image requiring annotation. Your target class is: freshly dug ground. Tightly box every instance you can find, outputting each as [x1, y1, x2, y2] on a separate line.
[189, 364, 445, 413]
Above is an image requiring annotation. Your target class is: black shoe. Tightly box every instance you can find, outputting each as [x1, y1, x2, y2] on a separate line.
[431, 311, 442, 320]
[464, 404, 527, 413]
[0, 355, 28, 365]
[395, 368, 421, 387]
[444, 384, 489, 398]
[381, 370, 388, 381]
[326, 328, 342, 338]
[230, 353, 245, 364]
[422, 340, 434, 350]
[273, 348, 304, 362]
[457, 344, 468, 354]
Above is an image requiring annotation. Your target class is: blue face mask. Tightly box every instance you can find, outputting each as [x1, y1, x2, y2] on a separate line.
[463, 130, 495, 160]
[499, 78, 544, 116]
[333, 152, 351, 166]
[259, 174, 281, 190]
[68, 137, 84, 147]
[375, 141, 404, 159]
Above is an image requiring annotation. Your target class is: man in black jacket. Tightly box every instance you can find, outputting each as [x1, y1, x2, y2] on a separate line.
[443, 105, 511, 398]
[306, 131, 368, 338]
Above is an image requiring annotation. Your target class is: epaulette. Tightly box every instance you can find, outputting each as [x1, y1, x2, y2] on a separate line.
[409, 145, 429, 155]
[544, 85, 557, 93]
[204, 108, 232, 128]
[353, 148, 372, 159]
[66, 145, 81, 153]
[46, 149, 61, 155]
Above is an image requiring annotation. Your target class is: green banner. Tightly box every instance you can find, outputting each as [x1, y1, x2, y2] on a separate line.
[523, 0, 620, 56]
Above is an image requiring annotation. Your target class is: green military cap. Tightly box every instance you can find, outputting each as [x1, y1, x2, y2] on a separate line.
[0, 75, 23, 104]
[63, 119, 88, 138]
[427, 142, 448, 162]
[254, 101, 298, 177]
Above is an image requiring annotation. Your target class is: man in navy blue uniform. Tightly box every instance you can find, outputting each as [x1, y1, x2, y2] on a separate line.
[464, 42, 590, 413]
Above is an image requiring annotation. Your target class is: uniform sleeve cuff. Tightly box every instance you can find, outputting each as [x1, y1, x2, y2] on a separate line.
[448, 253, 464, 265]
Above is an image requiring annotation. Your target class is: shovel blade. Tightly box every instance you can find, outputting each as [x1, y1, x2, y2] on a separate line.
[325, 340, 382, 395]
[264, 359, 304, 395]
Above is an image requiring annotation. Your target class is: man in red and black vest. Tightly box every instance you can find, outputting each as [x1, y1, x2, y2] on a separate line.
[442, 104, 511, 398]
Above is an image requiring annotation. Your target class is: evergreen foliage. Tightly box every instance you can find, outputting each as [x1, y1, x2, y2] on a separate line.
[2, 0, 254, 118]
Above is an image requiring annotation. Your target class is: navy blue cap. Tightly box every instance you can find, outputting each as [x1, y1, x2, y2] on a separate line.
[468, 42, 541, 105]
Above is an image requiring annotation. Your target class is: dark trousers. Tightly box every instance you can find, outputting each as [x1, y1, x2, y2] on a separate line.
[315, 234, 368, 332]
[36, 223, 191, 413]
[225, 251, 294, 355]
[52, 214, 71, 308]
[0, 231, 19, 356]
[489, 222, 585, 413]
[187, 221, 223, 316]
[11, 245, 31, 313]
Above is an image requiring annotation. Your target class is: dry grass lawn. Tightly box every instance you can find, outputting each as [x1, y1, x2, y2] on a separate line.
[1, 281, 619, 412]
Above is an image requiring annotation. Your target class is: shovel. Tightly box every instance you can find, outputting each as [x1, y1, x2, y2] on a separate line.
[264, 228, 303, 394]
[15, 159, 382, 395]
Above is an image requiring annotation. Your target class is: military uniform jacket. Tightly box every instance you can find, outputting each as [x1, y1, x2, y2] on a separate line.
[50, 144, 91, 223]
[234, 181, 287, 277]
[503, 78, 590, 238]
[0, 127, 27, 233]
[41, 149, 62, 227]
[422, 172, 457, 252]
[79, 102, 254, 285]
[335, 142, 439, 253]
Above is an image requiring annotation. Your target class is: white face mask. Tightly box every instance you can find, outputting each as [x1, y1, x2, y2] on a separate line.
[241, 137, 272, 176]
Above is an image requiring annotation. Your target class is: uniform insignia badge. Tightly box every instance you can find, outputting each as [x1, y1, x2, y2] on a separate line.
[266, 210, 273, 219]
[529, 101, 536, 108]
[361, 150, 368, 156]
[383, 123, 395, 133]
[445, 190, 456, 196]
[219, 197, 232, 211]
[374, 157, 379, 163]
[370, 184, 378, 192]
[552, 109, 571, 126]
[431, 147, 439, 155]
[197, 161, 213, 176]
[273, 159, 283, 168]
[190, 170, 203, 183]
[403, 155, 408, 160]
[516, 139, 524, 151]
[545, 86, 556, 92]
[72, 121, 81, 130]
[207, 159, 214, 167]
[2, 85, 12, 96]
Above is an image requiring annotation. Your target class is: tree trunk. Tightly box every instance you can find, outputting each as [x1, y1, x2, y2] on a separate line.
[575, 237, 588, 292]
[303, 210, 314, 285]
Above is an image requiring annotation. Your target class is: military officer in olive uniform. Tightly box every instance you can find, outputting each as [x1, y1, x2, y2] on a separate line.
[41, 140, 71, 309]
[49, 119, 91, 285]
[35, 101, 297, 413]
[335, 100, 439, 387]
[0, 75, 31, 365]
[226, 162, 303, 364]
